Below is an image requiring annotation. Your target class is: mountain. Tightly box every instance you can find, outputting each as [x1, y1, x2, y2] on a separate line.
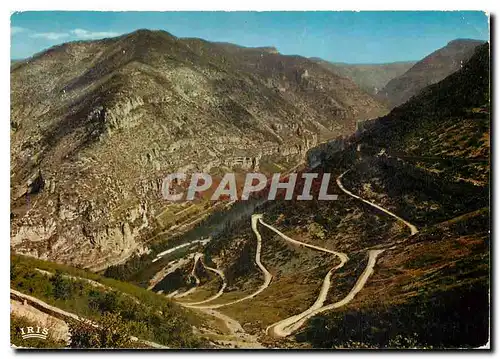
[127, 43, 490, 349]
[378, 39, 485, 108]
[10, 29, 387, 270]
[360, 42, 489, 158]
[10, 29, 490, 350]
[312, 59, 415, 95]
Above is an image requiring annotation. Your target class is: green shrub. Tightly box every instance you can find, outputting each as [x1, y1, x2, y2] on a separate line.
[68, 313, 132, 349]
[51, 270, 74, 300]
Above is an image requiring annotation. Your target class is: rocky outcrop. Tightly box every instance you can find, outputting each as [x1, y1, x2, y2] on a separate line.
[306, 136, 349, 167]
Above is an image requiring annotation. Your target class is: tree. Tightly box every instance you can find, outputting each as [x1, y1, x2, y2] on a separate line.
[88, 291, 119, 314]
[51, 270, 73, 300]
[68, 313, 132, 349]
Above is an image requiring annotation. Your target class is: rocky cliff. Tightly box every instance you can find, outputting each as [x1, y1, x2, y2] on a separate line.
[10, 29, 387, 269]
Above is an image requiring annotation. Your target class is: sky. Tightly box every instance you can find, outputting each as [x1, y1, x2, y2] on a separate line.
[10, 11, 489, 63]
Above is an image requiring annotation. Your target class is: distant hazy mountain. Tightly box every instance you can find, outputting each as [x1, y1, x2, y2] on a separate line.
[378, 39, 485, 108]
[311, 58, 415, 95]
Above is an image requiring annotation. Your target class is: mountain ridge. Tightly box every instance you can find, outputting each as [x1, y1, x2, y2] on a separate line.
[10, 29, 387, 270]
[377, 38, 486, 108]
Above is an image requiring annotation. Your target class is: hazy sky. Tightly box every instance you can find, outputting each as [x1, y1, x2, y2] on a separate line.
[11, 11, 489, 63]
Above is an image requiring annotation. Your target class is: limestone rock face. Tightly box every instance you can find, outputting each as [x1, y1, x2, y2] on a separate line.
[10, 29, 387, 269]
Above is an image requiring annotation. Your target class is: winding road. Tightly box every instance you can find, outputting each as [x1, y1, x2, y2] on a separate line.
[184, 214, 272, 309]
[336, 170, 418, 235]
[258, 218, 348, 338]
[198, 308, 264, 348]
[266, 249, 385, 337]
[169, 168, 419, 341]
[172, 215, 272, 348]
[258, 218, 349, 264]
[181, 257, 228, 306]
[265, 170, 418, 337]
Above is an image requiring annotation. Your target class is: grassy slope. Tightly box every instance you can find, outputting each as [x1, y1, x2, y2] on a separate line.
[297, 209, 489, 348]
[10, 253, 207, 348]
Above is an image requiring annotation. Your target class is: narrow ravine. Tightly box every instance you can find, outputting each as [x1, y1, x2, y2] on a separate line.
[181, 258, 228, 306]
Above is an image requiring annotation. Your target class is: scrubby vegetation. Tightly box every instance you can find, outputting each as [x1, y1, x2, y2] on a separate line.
[68, 313, 135, 349]
[297, 207, 489, 349]
[298, 282, 488, 349]
[343, 155, 489, 227]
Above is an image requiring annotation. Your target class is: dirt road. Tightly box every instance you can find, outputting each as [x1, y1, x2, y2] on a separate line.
[266, 249, 385, 337]
[336, 170, 418, 235]
[185, 214, 272, 309]
[181, 258, 228, 306]
[10, 289, 169, 349]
